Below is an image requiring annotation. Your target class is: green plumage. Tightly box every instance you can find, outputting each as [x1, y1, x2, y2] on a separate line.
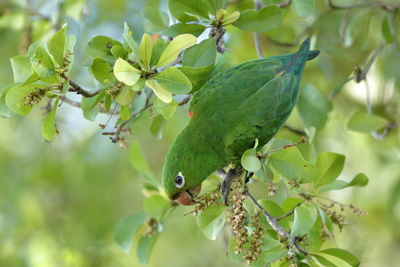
[162, 39, 318, 199]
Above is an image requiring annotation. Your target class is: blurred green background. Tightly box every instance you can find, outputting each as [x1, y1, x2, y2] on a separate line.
[1, 0, 400, 266]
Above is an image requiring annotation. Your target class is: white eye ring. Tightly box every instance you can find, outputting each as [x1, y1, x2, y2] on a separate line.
[174, 172, 185, 188]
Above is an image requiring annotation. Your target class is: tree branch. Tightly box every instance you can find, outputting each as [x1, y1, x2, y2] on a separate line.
[253, 0, 264, 58]
[110, 102, 153, 143]
[61, 73, 103, 97]
[59, 95, 119, 114]
[284, 125, 306, 135]
[246, 190, 308, 255]
[259, 137, 307, 159]
[327, 0, 400, 13]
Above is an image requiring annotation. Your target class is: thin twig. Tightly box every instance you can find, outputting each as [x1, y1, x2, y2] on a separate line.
[277, 0, 292, 8]
[284, 125, 306, 135]
[253, 0, 264, 59]
[260, 137, 307, 159]
[110, 103, 153, 143]
[276, 203, 302, 221]
[327, 0, 400, 13]
[246, 191, 289, 238]
[59, 95, 119, 114]
[61, 73, 102, 97]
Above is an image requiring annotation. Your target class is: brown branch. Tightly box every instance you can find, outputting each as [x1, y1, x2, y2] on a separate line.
[110, 103, 153, 143]
[284, 125, 306, 135]
[59, 95, 119, 114]
[61, 73, 103, 97]
[209, 27, 227, 53]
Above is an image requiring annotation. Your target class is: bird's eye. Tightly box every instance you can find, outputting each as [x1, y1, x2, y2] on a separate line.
[174, 172, 185, 188]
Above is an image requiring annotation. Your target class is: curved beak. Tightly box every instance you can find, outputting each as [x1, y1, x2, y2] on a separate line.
[173, 184, 202, 206]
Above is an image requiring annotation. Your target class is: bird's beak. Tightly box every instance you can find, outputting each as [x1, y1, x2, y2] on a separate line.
[173, 184, 202, 206]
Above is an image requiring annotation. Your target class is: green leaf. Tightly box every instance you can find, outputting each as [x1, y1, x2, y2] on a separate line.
[315, 152, 345, 187]
[319, 248, 360, 267]
[263, 247, 287, 263]
[10, 56, 32, 83]
[137, 235, 159, 264]
[131, 91, 147, 113]
[115, 86, 136, 106]
[0, 84, 14, 117]
[130, 140, 151, 175]
[233, 6, 283, 32]
[114, 212, 147, 253]
[119, 105, 130, 120]
[347, 112, 388, 133]
[269, 147, 317, 183]
[5, 84, 45, 115]
[150, 39, 168, 68]
[150, 115, 167, 139]
[292, 0, 315, 18]
[312, 255, 338, 267]
[258, 199, 283, 217]
[123, 23, 139, 57]
[262, 235, 280, 250]
[90, 58, 115, 85]
[155, 66, 192, 94]
[81, 91, 105, 121]
[111, 45, 127, 59]
[319, 173, 369, 192]
[382, 15, 395, 44]
[163, 23, 206, 37]
[113, 58, 141, 86]
[86, 36, 122, 61]
[291, 205, 317, 237]
[48, 25, 67, 66]
[144, 195, 171, 221]
[145, 79, 173, 103]
[203, 0, 228, 14]
[139, 33, 153, 70]
[182, 39, 216, 67]
[297, 84, 332, 130]
[156, 34, 197, 67]
[241, 148, 262, 172]
[42, 98, 59, 142]
[30, 45, 56, 78]
[178, 64, 214, 92]
[168, 0, 209, 22]
[197, 205, 226, 240]
[131, 78, 146, 92]
[153, 97, 178, 120]
[221, 11, 241, 26]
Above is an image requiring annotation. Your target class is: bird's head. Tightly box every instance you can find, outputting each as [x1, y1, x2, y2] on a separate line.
[162, 130, 223, 206]
[162, 159, 203, 206]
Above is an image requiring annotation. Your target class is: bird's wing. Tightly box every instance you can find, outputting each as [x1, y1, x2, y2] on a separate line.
[190, 59, 281, 117]
[223, 74, 298, 160]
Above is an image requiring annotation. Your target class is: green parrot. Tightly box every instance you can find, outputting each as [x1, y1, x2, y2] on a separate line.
[162, 38, 319, 205]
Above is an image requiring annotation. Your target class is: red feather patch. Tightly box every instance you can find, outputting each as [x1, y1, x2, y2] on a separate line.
[189, 111, 194, 118]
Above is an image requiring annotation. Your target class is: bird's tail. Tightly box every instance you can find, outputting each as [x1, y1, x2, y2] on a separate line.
[281, 38, 315, 76]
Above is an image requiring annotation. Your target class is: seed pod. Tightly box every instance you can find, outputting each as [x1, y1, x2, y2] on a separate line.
[244, 210, 265, 263]
[226, 178, 248, 254]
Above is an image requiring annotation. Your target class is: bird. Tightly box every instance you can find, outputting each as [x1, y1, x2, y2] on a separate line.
[162, 38, 319, 205]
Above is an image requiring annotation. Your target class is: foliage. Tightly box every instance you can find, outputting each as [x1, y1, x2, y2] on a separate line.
[0, 0, 400, 266]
